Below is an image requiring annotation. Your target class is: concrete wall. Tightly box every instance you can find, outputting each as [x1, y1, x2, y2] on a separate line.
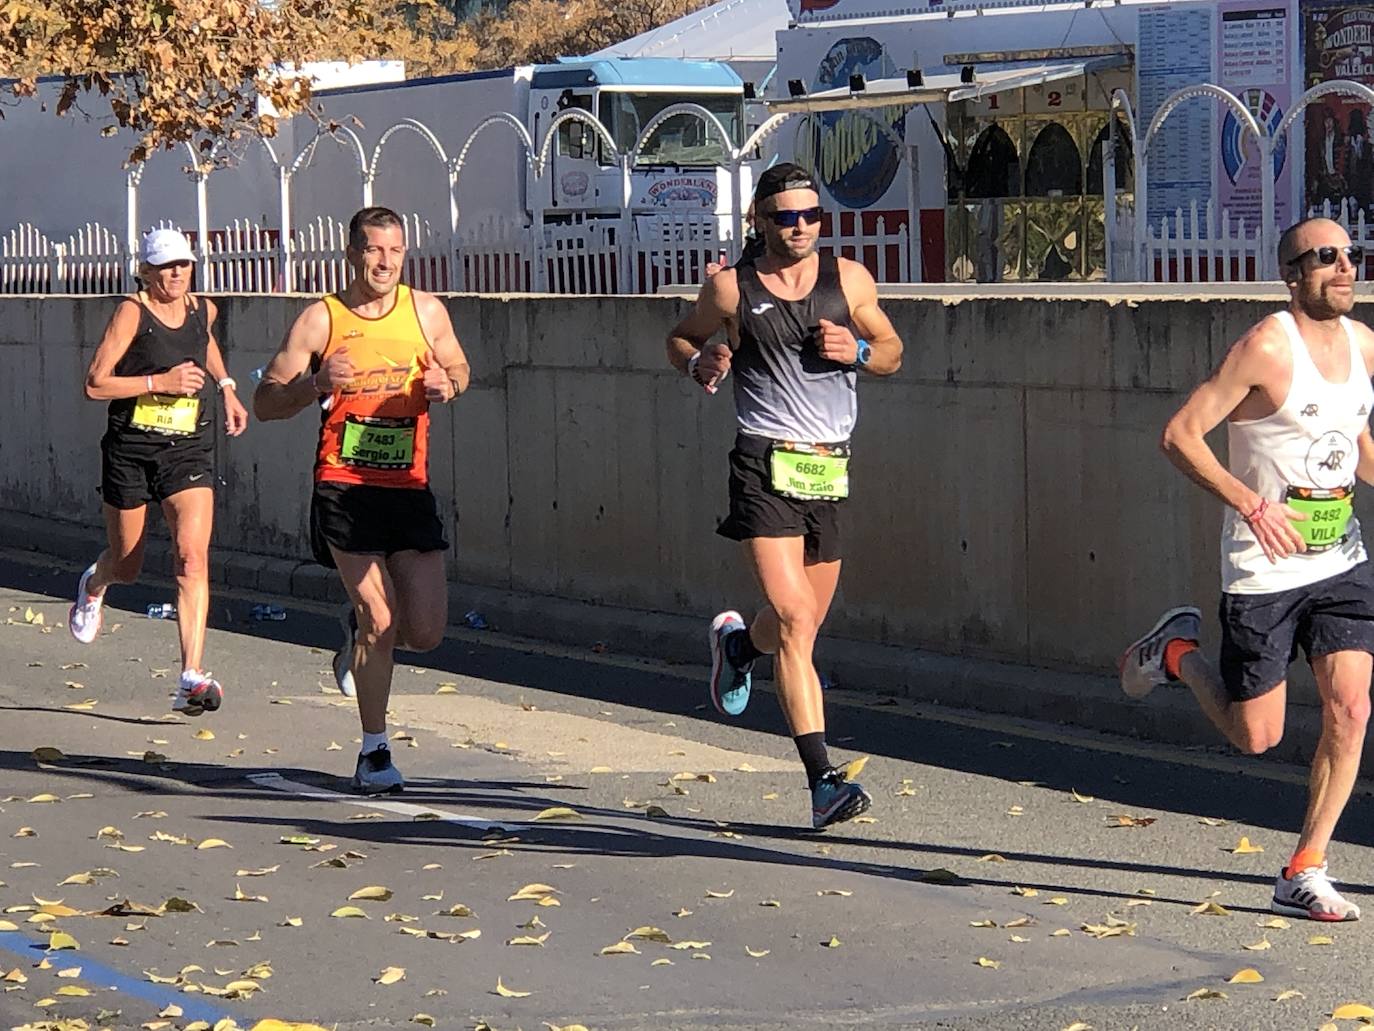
[5, 290, 1363, 759]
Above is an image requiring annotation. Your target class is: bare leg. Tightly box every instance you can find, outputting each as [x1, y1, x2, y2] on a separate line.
[744, 539, 839, 736]
[386, 550, 447, 654]
[1295, 650, 1372, 857]
[160, 487, 213, 673]
[331, 549, 399, 737]
[86, 503, 149, 595]
[1176, 649, 1287, 754]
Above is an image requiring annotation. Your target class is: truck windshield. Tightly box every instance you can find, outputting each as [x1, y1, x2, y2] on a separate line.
[599, 92, 742, 166]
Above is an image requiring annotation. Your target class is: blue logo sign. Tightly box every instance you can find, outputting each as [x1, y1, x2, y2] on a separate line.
[804, 38, 904, 209]
[1221, 88, 1286, 185]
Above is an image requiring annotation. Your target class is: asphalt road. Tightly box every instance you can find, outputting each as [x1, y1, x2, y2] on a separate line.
[0, 550, 1373, 1031]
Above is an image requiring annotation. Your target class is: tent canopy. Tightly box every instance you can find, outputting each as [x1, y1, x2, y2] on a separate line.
[587, 0, 789, 63]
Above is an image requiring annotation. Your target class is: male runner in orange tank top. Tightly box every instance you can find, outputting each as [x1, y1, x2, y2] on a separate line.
[253, 207, 470, 794]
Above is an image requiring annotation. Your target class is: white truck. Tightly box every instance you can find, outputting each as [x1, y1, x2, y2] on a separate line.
[298, 56, 755, 234]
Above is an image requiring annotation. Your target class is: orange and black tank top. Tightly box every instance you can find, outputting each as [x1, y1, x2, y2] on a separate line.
[314, 285, 432, 489]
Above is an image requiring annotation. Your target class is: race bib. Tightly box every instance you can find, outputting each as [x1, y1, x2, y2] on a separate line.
[1285, 484, 1355, 552]
[768, 441, 849, 501]
[339, 415, 417, 470]
[130, 393, 199, 436]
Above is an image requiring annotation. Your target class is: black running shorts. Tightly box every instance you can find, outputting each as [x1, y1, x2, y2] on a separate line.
[99, 433, 214, 510]
[309, 482, 449, 569]
[716, 433, 846, 565]
[1219, 559, 1374, 701]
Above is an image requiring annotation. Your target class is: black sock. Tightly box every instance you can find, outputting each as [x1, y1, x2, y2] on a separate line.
[794, 732, 831, 789]
[724, 627, 762, 668]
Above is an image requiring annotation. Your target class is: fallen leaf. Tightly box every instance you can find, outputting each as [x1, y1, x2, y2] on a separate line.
[975, 956, 1001, 969]
[374, 966, 405, 985]
[1244, 938, 1272, 951]
[330, 906, 370, 919]
[1106, 814, 1156, 828]
[1070, 789, 1094, 803]
[47, 932, 78, 950]
[977, 854, 1008, 863]
[822, 936, 842, 948]
[1184, 988, 1228, 1001]
[599, 941, 639, 955]
[1273, 989, 1304, 1002]
[533, 806, 583, 821]
[1229, 837, 1264, 854]
[1191, 901, 1231, 916]
[817, 889, 852, 897]
[54, 985, 90, 996]
[64, 699, 98, 711]
[651, 958, 673, 966]
[27, 794, 61, 804]
[704, 889, 734, 899]
[231, 884, 267, 903]
[494, 976, 531, 997]
[1227, 968, 1264, 984]
[193, 729, 215, 741]
[508, 933, 550, 946]
[1011, 886, 1039, 898]
[624, 926, 672, 943]
[509, 883, 558, 902]
[196, 839, 232, 851]
[1257, 917, 1289, 930]
[412, 1016, 437, 1027]
[1045, 897, 1069, 907]
[969, 919, 997, 928]
[1308, 934, 1335, 946]
[840, 756, 869, 781]
[347, 885, 394, 902]
[235, 865, 279, 877]
[1331, 1003, 1374, 1019]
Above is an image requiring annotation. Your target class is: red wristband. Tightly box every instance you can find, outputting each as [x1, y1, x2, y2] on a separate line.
[1244, 498, 1268, 523]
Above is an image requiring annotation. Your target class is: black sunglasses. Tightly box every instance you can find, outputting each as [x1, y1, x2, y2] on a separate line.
[1287, 244, 1364, 268]
[767, 206, 824, 228]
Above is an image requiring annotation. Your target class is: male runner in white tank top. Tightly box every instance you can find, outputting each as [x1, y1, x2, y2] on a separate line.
[1120, 217, 1374, 921]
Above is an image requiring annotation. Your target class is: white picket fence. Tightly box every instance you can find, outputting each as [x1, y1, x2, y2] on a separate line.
[1128, 200, 1263, 283]
[0, 209, 917, 296]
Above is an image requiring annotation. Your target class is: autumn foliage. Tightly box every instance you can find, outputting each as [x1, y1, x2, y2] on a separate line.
[0, 0, 712, 163]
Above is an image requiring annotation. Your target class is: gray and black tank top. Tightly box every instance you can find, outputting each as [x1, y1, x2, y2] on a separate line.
[106, 295, 212, 444]
[733, 254, 857, 443]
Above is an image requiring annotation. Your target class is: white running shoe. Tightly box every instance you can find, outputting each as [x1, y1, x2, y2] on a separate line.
[1118, 606, 1201, 699]
[68, 564, 104, 645]
[333, 604, 357, 699]
[352, 745, 404, 795]
[172, 670, 223, 717]
[1272, 863, 1361, 921]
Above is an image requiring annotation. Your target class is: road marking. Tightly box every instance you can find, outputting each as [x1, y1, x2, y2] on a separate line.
[249, 771, 522, 832]
[0, 930, 238, 1025]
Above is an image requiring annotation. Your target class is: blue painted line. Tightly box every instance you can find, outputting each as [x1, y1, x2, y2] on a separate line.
[0, 931, 240, 1025]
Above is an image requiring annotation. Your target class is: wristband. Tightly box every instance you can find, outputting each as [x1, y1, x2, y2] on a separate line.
[855, 338, 871, 367]
[686, 352, 702, 382]
[217, 377, 237, 392]
[1244, 498, 1268, 524]
[145, 374, 154, 393]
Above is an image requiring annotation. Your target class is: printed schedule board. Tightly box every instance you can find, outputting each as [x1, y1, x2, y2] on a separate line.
[1217, 2, 1294, 227]
[1138, 4, 1216, 225]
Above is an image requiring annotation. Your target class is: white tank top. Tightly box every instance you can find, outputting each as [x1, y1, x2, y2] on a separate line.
[1221, 311, 1373, 594]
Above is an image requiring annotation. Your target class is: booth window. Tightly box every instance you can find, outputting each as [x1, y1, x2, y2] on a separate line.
[964, 125, 1021, 198]
[1024, 123, 1082, 197]
[1086, 117, 1133, 195]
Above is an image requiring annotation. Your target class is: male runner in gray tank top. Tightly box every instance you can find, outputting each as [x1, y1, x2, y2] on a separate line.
[1121, 217, 1374, 920]
[666, 164, 903, 829]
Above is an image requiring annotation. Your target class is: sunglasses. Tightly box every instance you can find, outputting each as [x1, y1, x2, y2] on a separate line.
[767, 207, 824, 228]
[1287, 244, 1364, 268]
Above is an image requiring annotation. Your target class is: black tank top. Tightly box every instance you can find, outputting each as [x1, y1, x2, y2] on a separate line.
[107, 296, 212, 444]
[732, 253, 857, 443]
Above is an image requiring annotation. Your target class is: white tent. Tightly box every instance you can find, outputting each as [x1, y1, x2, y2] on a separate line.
[586, 0, 789, 87]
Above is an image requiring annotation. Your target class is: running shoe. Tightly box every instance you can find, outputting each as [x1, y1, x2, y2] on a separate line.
[708, 610, 752, 716]
[333, 604, 357, 699]
[1272, 863, 1361, 921]
[352, 745, 404, 795]
[1118, 606, 1201, 699]
[811, 768, 872, 829]
[68, 564, 103, 645]
[172, 670, 223, 717]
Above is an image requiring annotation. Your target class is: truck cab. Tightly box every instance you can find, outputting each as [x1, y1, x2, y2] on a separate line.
[524, 57, 751, 226]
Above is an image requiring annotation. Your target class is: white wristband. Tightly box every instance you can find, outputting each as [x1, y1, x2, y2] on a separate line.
[686, 352, 701, 381]
[217, 377, 237, 392]
[145, 375, 154, 393]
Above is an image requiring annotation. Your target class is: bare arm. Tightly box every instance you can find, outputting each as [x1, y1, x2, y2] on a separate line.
[667, 270, 738, 390]
[1348, 318, 1374, 486]
[84, 300, 156, 400]
[252, 301, 332, 422]
[415, 292, 471, 400]
[841, 259, 902, 376]
[1161, 320, 1304, 560]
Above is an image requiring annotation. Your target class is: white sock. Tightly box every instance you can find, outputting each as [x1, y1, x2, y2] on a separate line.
[361, 731, 388, 754]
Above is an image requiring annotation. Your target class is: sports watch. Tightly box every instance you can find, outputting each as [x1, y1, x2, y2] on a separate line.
[855, 338, 871, 367]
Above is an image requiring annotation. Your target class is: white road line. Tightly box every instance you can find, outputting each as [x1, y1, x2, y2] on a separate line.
[248, 771, 520, 832]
